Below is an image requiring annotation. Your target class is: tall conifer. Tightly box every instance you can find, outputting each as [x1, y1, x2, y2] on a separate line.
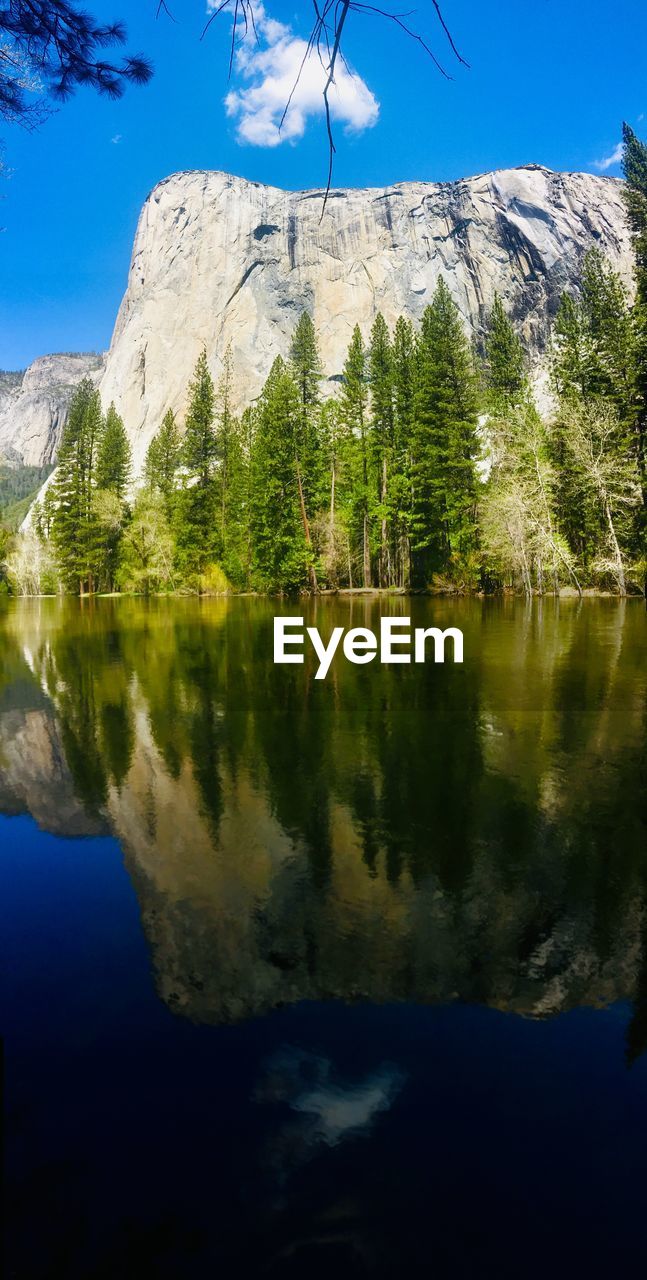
[622, 123, 647, 577]
[411, 279, 479, 584]
[485, 293, 527, 408]
[369, 313, 395, 585]
[176, 350, 218, 577]
[51, 379, 104, 593]
[250, 357, 309, 591]
[145, 409, 180, 513]
[392, 316, 416, 586]
[341, 324, 371, 585]
[96, 403, 132, 500]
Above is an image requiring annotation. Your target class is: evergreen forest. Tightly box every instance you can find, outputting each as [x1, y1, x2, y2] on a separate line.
[2, 126, 646, 600]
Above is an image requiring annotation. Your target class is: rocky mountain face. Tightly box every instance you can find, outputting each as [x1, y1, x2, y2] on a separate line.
[2, 165, 633, 476]
[0, 353, 104, 467]
[99, 164, 632, 476]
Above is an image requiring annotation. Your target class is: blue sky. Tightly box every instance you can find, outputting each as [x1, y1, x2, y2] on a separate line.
[1, 0, 646, 370]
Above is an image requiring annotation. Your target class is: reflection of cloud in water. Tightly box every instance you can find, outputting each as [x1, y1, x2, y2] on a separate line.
[256, 1048, 405, 1151]
[292, 1075, 402, 1147]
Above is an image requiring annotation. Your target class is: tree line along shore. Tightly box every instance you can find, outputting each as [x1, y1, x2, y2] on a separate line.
[1, 127, 646, 601]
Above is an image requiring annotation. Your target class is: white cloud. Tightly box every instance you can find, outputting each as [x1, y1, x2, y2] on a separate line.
[255, 1048, 404, 1152]
[292, 1069, 402, 1146]
[593, 142, 623, 171]
[111, 134, 122, 145]
[218, 2, 379, 148]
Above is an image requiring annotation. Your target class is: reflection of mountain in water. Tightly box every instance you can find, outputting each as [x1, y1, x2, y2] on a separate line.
[1, 597, 646, 1047]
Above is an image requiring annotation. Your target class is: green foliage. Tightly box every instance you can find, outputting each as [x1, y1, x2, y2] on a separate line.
[411, 279, 480, 585]
[213, 346, 250, 587]
[552, 250, 634, 413]
[481, 403, 578, 595]
[391, 316, 416, 587]
[622, 123, 647, 584]
[18, 249, 647, 598]
[549, 177, 647, 591]
[250, 357, 310, 592]
[289, 313, 326, 585]
[0, 524, 11, 589]
[340, 323, 371, 586]
[485, 293, 527, 409]
[289, 311, 323, 411]
[175, 350, 219, 576]
[622, 122, 647, 307]
[1, 491, 40, 531]
[182, 349, 217, 483]
[117, 488, 175, 595]
[50, 379, 105, 593]
[92, 403, 132, 590]
[145, 408, 181, 512]
[368, 313, 395, 585]
[557, 402, 642, 592]
[194, 563, 231, 596]
[96, 403, 132, 499]
[0, 464, 54, 526]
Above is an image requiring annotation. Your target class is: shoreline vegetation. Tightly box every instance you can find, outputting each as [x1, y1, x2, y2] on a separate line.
[2, 586, 644, 603]
[1, 127, 646, 603]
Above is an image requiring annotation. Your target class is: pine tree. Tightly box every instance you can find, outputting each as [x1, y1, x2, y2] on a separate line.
[623, 123, 647, 306]
[144, 408, 180, 513]
[581, 251, 634, 414]
[485, 293, 527, 408]
[392, 316, 416, 586]
[236, 406, 256, 589]
[369, 313, 395, 586]
[411, 279, 480, 585]
[92, 403, 132, 591]
[552, 251, 634, 414]
[182, 350, 217, 483]
[250, 357, 310, 591]
[175, 350, 219, 578]
[315, 398, 353, 586]
[51, 379, 104, 593]
[213, 345, 248, 585]
[96, 404, 132, 500]
[622, 123, 647, 582]
[209, 346, 251, 588]
[552, 293, 588, 402]
[340, 324, 371, 586]
[289, 313, 324, 589]
[215, 344, 235, 552]
[290, 312, 323, 410]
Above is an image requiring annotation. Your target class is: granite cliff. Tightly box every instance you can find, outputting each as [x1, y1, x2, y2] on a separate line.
[99, 164, 633, 476]
[1, 165, 633, 476]
[0, 353, 104, 467]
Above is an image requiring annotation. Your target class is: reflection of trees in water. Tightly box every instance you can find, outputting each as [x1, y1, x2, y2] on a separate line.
[0, 597, 645, 1047]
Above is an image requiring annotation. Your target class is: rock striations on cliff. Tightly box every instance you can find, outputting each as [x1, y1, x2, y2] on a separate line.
[99, 164, 633, 476]
[0, 353, 105, 467]
[3, 165, 633, 477]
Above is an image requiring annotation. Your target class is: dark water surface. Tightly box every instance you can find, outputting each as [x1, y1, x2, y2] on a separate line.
[1, 596, 646, 1277]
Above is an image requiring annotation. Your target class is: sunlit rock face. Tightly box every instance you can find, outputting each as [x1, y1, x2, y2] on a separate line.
[0, 693, 106, 837]
[0, 353, 105, 467]
[98, 164, 633, 475]
[4, 168, 632, 476]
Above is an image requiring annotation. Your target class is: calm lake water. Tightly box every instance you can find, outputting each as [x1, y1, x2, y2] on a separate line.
[1, 596, 646, 1277]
